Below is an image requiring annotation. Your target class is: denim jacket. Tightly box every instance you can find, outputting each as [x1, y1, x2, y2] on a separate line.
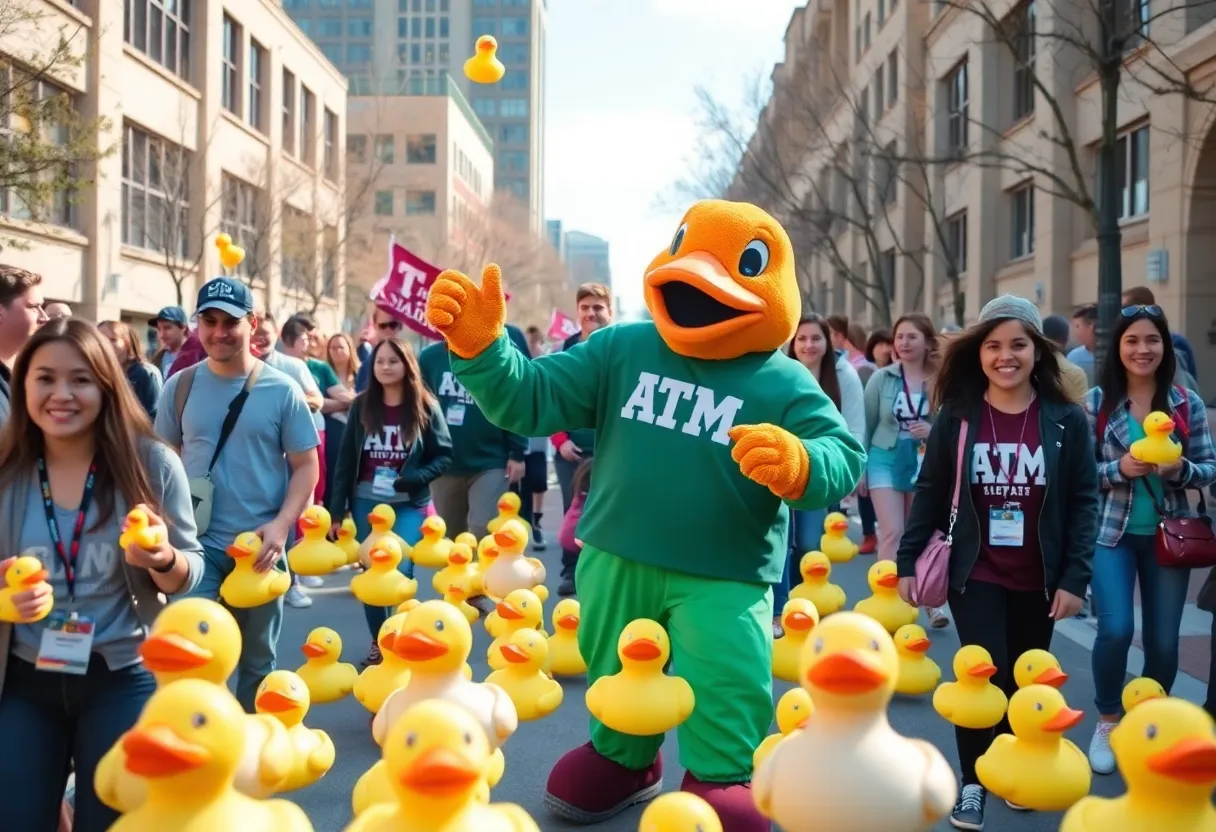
[864, 363, 933, 451]
[1085, 385, 1216, 548]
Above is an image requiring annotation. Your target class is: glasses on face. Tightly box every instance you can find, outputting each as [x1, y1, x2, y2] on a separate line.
[1122, 304, 1162, 318]
[377, 320, 402, 332]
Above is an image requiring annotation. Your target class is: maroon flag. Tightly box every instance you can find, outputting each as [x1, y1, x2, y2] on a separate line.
[369, 238, 443, 340]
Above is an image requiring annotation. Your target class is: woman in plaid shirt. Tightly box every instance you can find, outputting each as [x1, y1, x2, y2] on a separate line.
[1085, 304, 1216, 777]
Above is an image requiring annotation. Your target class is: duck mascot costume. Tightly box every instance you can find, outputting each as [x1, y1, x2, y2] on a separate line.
[425, 199, 866, 830]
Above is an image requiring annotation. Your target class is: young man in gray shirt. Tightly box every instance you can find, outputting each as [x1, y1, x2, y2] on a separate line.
[155, 277, 320, 712]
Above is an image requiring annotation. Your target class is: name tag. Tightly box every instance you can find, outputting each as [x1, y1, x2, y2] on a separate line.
[989, 505, 1025, 547]
[446, 404, 466, 426]
[372, 466, 398, 498]
[36, 611, 95, 675]
[914, 442, 926, 483]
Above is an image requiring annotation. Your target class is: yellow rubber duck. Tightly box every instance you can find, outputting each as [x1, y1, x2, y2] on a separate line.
[337, 517, 361, 566]
[933, 645, 1008, 729]
[443, 584, 481, 624]
[351, 537, 418, 608]
[354, 613, 413, 714]
[772, 598, 819, 683]
[295, 627, 358, 704]
[487, 491, 531, 536]
[483, 519, 547, 600]
[893, 623, 941, 696]
[412, 514, 454, 569]
[790, 550, 846, 615]
[108, 679, 313, 832]
[488, 589, 546, 670]
[754, 612, 957, 832]
[753, 687, 813, 771]
[853, 560, 917, 634]
[396, 598, 420, 614]
[287, 505, 346, 576]
[586, 618, 695, 736]
[486, 628, 563, 720]
[1013, 647, 1069, 689]
[1061, 697, 1216, 832]
[432, 540, 479, 597]
[219, 532, 291, 609]
[976, 683, 1090, 811]
[819, 512, 858, 563]
[463, 34, 506, 86]
[1131, 411, 1184, 465]
[346, 699, 538, 832]
[1123, 676, 1167, 712]
[0, 554, 52, 622]
[215, 232, 247, 273]
[254, 670, 335, 792]
[546, 598, 586, 677]
[358, 504, 411, 568]
[639, 792, 723, 832]
[119, 506, 166, 552]
[474, 535, 500, 593]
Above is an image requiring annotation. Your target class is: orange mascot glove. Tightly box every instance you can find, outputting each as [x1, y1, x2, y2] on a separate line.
[728, 424, 810, 502]
[425, 263, 507, 359]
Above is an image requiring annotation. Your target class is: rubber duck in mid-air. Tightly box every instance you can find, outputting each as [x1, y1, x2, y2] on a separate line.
[463, 35, 506, 85]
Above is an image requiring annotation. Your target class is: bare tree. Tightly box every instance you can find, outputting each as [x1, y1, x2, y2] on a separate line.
[0, 0, 112, 247]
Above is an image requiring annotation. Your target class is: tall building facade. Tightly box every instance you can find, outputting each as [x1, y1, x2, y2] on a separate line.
[281, 0, 545, 232]
[564, 230, 611, 290]
[546, 218, 564, 258]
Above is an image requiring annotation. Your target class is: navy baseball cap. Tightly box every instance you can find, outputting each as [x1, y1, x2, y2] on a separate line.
[195, 277, 253, 319]
[152, 305, 187, 326]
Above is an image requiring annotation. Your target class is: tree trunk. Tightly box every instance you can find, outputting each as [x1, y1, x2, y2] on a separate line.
[1094, 0, 1125, 373]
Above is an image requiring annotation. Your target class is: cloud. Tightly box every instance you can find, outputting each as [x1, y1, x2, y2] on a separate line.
[649, 0, 800, 31]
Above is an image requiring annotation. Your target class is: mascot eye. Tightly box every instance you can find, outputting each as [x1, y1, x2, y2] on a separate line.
[670, 223, 687, 256]
[739, 240, 770, 277]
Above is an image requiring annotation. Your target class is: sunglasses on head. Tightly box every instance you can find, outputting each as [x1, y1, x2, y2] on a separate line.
[1121, 304, 1162, 318]
[377, 320, 403, 331]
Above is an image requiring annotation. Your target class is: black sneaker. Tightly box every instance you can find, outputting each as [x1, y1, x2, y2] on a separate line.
[532, 527, 547, 550]
[950, 784, 985, 830]
[362, 643, 383, 667]
[558, 572, 576, 597]
[469, 595, 497, 616]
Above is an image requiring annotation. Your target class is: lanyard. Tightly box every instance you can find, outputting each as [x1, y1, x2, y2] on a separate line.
[36, 458, 96, 600]
[987, 396, 1034, 484]
[898, 364, 926, 424]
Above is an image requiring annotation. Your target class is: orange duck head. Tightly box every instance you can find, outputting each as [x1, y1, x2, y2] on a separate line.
[643, 199, 799, 361]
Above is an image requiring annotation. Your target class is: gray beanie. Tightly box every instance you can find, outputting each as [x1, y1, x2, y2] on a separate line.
[978, 294, 1042, 333]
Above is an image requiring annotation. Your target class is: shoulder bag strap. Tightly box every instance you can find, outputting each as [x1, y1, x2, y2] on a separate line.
[174, 364, 198, 428]
[945, 419, 969, 539]
[206, 364, 262, 475]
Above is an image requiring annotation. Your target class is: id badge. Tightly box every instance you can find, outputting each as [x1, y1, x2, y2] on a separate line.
[372, 466, 397, 498]
[914, 442, 926, 483]
[36, 611, 94, 675]
[446, 404, 466, 426]
[988, 505, 1026, 547]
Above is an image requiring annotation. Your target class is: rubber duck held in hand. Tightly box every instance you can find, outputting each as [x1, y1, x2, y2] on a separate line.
[423, 199, 865, 829]
[0, 554, 52, 622]
[1130, 411, 1184, 465]
[220, 532, 291, 608]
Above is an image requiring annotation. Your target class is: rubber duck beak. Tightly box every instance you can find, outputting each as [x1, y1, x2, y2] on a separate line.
[1034, 667, 1069, 688]
[1148, 737, 1216, 783]
[622, 638, 662, 661]
[967, 662, 998, 679]
[139, 633, 214, 671]
[380, 632, 397, 652]
[122, 724, 212, 777]
[831, 520, 850, 532]
[255, 689, 301, 713]
[225, 544, 252, 559]
[644, 251, 766, 334]
[300, 515, 319, 530]
[784, 611, 816, 632]
[22, 568, 49, 586]
[557, 614, 580, 630]
[399, 747, 481, 793]
[394, 630, 451, 661]
[1041, 706, 1084, 732]
[876, 573, 899, 589]
[367, 512, 382, 526]
[497, 500, 511, 511]
[451, 553, 469, 564]
[807, 564, 830, 578]
[806, 651, 889, 693]
[496, 602, 524, 620]
[448, 585, 466, 598]
[492, 530, 514, 548]
[301, 642, 329, 659]
[905, 638, 932, 653]
[796, 717, 810, 729]
[370, 548, 394, 564]
[500, 643, 530, 664]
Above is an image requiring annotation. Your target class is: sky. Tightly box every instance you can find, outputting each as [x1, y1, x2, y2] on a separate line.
[542, 0, 803, 318]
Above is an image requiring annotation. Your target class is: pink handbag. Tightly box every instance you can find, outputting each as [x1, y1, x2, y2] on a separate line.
[910, 421, 968, 608]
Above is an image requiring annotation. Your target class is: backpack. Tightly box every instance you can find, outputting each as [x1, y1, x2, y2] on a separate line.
[174, 364, 199, 427]
[1095, 385, 1191, 450]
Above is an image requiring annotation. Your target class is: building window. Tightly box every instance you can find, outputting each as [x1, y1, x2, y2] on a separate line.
[324, 109, 337, 179]
[348, 134, 367, 163]
[946, 211, 967, 273]
[322, 225, 338, 297]
[1010, 1, 1036, 121]
[500, 123, 527, 143]
[317, 19, 342, 37]
[863, 12, 871, 49]
[500, 98, 528, 117]
[124, 0, 192, 81]
[876, 141, 897, 206]
[320, 44, 342, 64]
[440, 17, 450, 37]
[497, 43, 529, 63]
[472, 17, 497, 35]
[221, 173, 262, 278]
[375, 134, 394, 163]
[1114, 125, 1150, 219]
[300, 87, 314, 162]
[406, 190, 436, 215]
[501, 16, 528, 35]
[946, 59, 968, 152]
[281, 70, 296, 154]
[406, 134, 437, 163]
[121, 123, 189, 257]
[878, 0, 886, 24]
[1117, 0, 1150, 48]
[501, 178, 527, 199]
[347, 45, 372, 64]
[879, 249, 896, 297]
[501, 150, 527, 172]
[281, 205, 312, 291]
[874, 72, 885, 116]
[500, 72, 528, 90]
[887, 53, 899, 106]
[471, 98, 496, 117]
[248, 40, 265, 131]
[374, 190, 394, 215]
[221, 16, 241, 115]
[0, 69, 78, 227]
[348, 17, 372, 36]
[1010, 182, 1035, 259]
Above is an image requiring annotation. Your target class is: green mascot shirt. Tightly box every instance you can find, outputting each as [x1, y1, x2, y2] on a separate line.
[451, 321, 866, 584]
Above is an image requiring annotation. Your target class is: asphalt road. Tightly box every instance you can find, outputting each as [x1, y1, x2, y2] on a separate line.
[278, 492, 1129, 831]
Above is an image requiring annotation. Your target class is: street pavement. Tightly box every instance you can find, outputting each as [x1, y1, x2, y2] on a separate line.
[277, 491, 1131, 831]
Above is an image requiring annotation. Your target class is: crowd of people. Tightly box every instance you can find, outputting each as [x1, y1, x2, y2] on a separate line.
[0, 254, 1212, 832]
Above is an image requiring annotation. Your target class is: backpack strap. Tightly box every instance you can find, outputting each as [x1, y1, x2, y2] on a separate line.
[174, 364, 199, 429]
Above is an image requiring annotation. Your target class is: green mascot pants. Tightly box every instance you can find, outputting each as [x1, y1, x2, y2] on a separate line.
[575, 544, 774, 782]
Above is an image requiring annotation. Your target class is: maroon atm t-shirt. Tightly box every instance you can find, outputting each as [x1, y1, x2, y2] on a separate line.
[969, 399, 1046, 592]
[358, 405, 410, 484]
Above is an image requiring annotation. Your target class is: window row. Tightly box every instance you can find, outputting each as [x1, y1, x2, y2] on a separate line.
[374, 189, 437, 216]
[348, 133, 438, 165]
[395, 42, 451, 66]
[471, 97, 530, 118]
[471, 16, 531, 37]
[397, 15, 451, 39]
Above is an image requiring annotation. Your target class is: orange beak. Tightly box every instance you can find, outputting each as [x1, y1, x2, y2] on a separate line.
[394, 630, 450, 661]
[644, 251, 766, 332]
[21, 568, 49, 586]
[622, 638, 662, 661]
[255, 689, 300, 713]
[500, 643, 530, 664]
[450, 552, 469, 565]
[370, 547, 394, 565]
[807, 563, 830, 578]
[139, 633, 213, 672]
[784, 612, 816, 632]
[1034, 667, 1069, 688]
[399, 747, 481, 794]
[967, 663, 998, 679]
[496, 602, 524, 621]
[806, 652, 888, 693]
[497, 500, 511, 512]
[225, 544, 252, 559]
[876, 573, 899, 589]
[904, 638, 932, 653]
[492, 530, 514, 548]
[447, 585, 466, 598]
[1042, 707, 1084, 732]
[796, 717, 810, 729]
[831, 520, 850, 533]
[366, 512, 379, 525]
[122, 725, 211, 777]
[300, 515, 319, 530]
[557, 614, 580, 630]
[301, 642, 328, 659]
[1147, 737, 1216, 784]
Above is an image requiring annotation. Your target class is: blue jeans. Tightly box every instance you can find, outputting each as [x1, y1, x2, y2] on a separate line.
[1091, 533, 1191, 714]
[773, 509, 826, 611]
[190, 545, 286, 712]
[354, 497, 424, 639]
[0, 654, 156, 832]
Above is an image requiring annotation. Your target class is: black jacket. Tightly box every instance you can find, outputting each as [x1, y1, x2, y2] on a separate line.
[895, 396, 1099, 599]
[327, 396, 453, 519]
[126, 361, 163, 420]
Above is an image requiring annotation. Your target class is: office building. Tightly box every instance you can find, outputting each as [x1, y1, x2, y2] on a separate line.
[564, 230, 611, 290]
[1, 0, 347, 331]
[546, 218, 564, 258]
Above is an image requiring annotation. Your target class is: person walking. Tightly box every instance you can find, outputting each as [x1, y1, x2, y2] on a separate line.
[0, 265, 49, 427]
[98, 320, 163, 419]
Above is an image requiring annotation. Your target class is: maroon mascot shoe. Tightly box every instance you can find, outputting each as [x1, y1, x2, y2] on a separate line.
[544, 742, 663, 823]
[681, 772, 769, 831]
